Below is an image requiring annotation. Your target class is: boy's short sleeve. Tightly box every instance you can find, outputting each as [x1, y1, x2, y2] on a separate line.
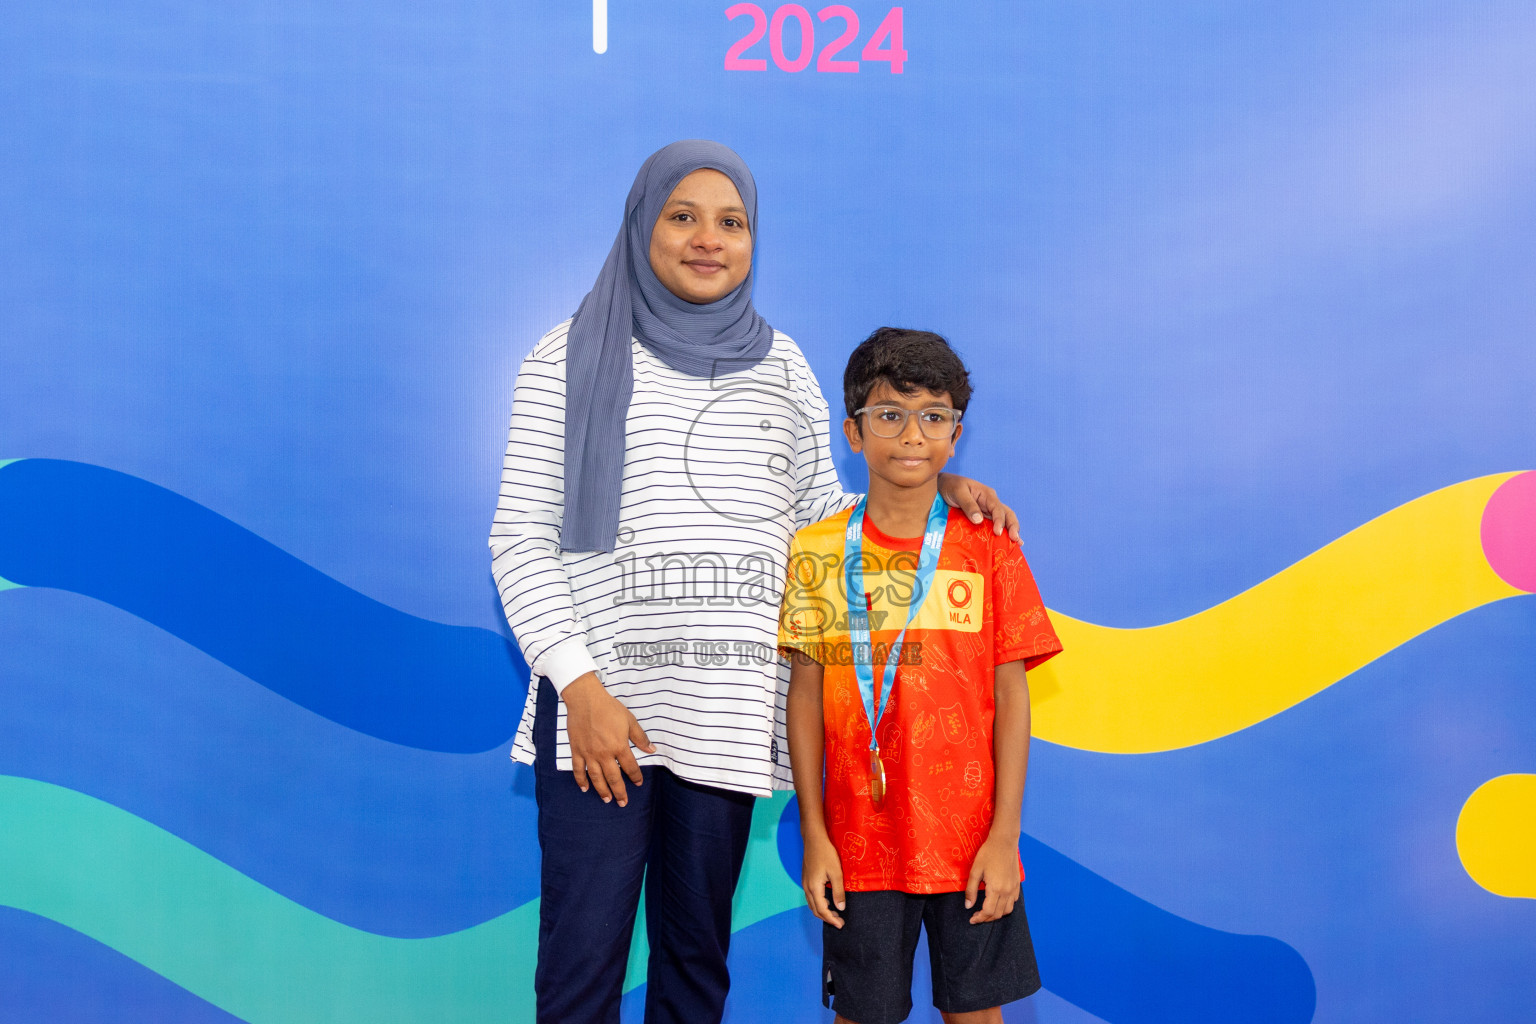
[991, 534, 1063, 670]
[778, 531, 832, 664]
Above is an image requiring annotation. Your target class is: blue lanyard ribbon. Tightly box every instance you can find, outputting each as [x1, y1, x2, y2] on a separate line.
[843, 494, 949, 754]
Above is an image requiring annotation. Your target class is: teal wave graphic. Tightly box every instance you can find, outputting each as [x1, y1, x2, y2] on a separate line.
[0, 775, 798, 1022]
[0, 775, 536, 1022]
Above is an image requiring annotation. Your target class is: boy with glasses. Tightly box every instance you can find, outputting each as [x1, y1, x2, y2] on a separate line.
[779, 327, 1063, 1024]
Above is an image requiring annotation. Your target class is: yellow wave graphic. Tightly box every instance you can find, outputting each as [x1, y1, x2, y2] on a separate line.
[1031, 473, 1531, 753]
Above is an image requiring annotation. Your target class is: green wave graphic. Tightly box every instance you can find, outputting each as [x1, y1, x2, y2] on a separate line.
[0, 776, 800, 1021]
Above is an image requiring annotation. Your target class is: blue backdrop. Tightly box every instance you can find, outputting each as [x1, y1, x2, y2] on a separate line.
[2, 2, 1534, 1022]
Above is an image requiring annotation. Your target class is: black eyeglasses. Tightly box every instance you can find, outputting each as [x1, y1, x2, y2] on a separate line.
[855, 405, 962, 439]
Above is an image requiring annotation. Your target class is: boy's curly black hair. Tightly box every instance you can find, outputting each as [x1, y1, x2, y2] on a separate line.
[842, 327, 972, 430]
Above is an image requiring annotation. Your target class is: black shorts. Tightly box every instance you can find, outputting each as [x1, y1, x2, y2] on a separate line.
[822, 889, 1041, 1024]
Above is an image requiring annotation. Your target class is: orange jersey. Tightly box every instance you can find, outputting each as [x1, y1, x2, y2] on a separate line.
[779, 508, 1062, 893]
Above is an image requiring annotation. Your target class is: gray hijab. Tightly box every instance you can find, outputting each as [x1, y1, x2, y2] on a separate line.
[561, 140, 774, 552]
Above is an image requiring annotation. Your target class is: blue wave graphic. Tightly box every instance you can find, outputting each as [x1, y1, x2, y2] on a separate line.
[0, 459, 527, 752]
[704, 905, 1089, 1023]
[1021, 834, 1315, 1024]
[775, 797, 1315, 1024]
[2, 457, 1317, 1020]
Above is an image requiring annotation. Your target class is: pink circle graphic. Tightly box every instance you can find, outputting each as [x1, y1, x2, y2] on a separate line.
[1481, 471, 1536, 593]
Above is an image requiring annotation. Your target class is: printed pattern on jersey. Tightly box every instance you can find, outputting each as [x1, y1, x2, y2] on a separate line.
[780, 509, 1062, 893]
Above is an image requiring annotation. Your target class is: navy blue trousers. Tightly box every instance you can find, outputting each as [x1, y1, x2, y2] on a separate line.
[532, 678, 756, 1024]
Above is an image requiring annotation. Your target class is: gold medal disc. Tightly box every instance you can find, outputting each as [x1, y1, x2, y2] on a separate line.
[868, 749, 887, 808]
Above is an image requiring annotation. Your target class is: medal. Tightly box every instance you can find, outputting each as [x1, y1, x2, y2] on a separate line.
[844, 494, 949, 810]
[869, 748, 887, 807]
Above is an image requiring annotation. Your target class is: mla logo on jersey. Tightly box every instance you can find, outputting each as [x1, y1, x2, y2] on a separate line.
[945, 577, 973, 625]
[933, 570, 981, 630]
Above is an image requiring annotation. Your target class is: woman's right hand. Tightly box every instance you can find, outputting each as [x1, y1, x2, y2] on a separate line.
[561, 672, 655, 807]
[801, 834, 846, 928]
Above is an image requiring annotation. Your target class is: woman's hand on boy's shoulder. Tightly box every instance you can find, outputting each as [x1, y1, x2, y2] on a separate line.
[965, 835, 1023, 924]
[937, 473, 1021, 542]
[802, 834, 847, 928]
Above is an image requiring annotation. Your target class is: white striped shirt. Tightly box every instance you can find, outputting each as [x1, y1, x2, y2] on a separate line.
[490, 320, 853, 795]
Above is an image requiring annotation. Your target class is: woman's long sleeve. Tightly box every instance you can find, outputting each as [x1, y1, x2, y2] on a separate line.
[488, 332, 599, 692]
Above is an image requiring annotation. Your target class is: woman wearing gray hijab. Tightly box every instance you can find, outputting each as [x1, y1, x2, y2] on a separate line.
[490, 140, 1017, 1024]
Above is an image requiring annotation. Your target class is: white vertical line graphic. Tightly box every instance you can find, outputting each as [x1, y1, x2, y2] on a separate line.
[592, 0, 608, 53]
